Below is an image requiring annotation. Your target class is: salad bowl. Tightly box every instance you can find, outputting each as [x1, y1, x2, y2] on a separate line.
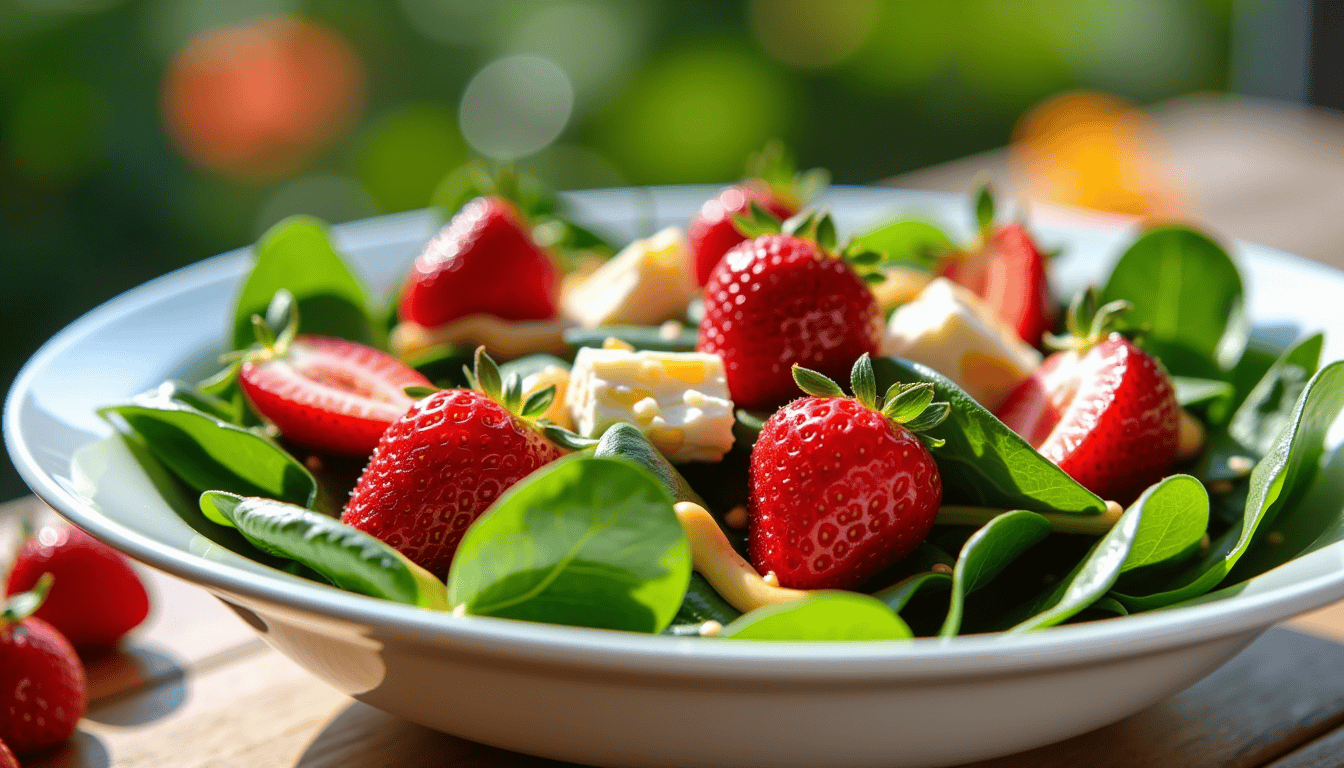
[7, 186, 1344, 768]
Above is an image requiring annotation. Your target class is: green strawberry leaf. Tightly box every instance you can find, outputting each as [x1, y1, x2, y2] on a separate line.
[99, 382, 317, 510]
[974, 183, 996, 235]
[1115, 362, 1344, 611]
[199, 492, 448, 609]
[939, 510, 1052, 638]
[850, 353, 878, 409]
[792, 365, 846, 399]
[447, 456, 692, 633]
[1099, 226, 1246, 378]
[1, 572, 53, 623]
[1008, 475, 1208, 632]
[231, 216, 380, 351]
[873, 356, 1107, 515]
[520, 386, 556, 419]
[720, 592, 912, 641]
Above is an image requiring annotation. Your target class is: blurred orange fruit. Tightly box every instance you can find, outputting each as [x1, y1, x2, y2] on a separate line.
[163, 16, 364, 180]
[1011, 91, 1179, 218]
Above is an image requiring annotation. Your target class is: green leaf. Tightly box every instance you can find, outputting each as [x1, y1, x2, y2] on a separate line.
[792, 365, 846, 399]
[732, 409, 771, 449]
[99, 382, 317, 508]
[873, 357, 1106, 515]
[814, 214, 837, 251]
[874, 571, 952, 614]
[863, 272, 889, 285]
[473, 346, 503, 400]
[2, 572, 53, 622]
[231, 216, 379, 350]
[1099, 226, 1246, 376]
[882, 383, 936, 424]
[850, 354, 877, 409]
[939, 510, 1052, 638]
[665, 572, 741, 634]
[1010, 475, 1209, 632]
[564, 325, 698, 353]
[1116, 362, 1344, 611]
[594, 423, 708, 508]
[521, 386, 556, 419]
[1228, 333, 1323, 457]
[974, 184, 996, 234]
[1173, 376, 1234, 409]
[849, 219, 953, 272]
[844, 249, 882, 267]
[199, 492, 448, 609]
[447, 456, 692, 633]
[720, 592, 912, 641]
[731, 211, 778, 239]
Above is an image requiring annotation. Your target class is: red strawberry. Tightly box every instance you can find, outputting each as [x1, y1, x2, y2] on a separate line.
[697, 214, 884, 411]
[689, 184, 796, 287]
[0, 737, 17, 768]
[939, 187, 1055, 346]
[342, 348, 567, 577]
[398, 196, 559, 329]
[240, 333, 430, 457]
[6, 526, 150, 652]
[0, 576, 87, 755]
[749, 355, 948, 590]
[996, 290, 1179, 503]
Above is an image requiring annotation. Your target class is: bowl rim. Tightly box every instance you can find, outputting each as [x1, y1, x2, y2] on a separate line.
[7, 186, 1344, 682]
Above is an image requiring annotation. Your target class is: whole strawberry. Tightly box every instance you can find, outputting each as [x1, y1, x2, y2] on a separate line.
[0, 575, 87, 755]
[697, 212, 884, 411]
[342, 348, 566, 577]
[398, 196, 559, 329]
[996, 289, 1179, 503]
[689, 184, 796, 287]
[6, 526, 150, 652]
[750, 355, 949, 590]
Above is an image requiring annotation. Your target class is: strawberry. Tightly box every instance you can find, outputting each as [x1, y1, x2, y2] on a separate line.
[342, 348, 567, 577]
[0, 737, 16, 768]
[996, 289, 1180, 503]
[398, 196, 559, 329]
[0, 575, 87, 755]
[6, 525, 150, 652]
[696, 212, 884, 411]
[749, 355, 948, 590]
[939, 187, 1055, 346]
[689, 184, 796, 287]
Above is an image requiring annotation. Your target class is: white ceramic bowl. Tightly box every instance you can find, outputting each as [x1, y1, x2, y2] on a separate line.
[8, 187, 1344, 768]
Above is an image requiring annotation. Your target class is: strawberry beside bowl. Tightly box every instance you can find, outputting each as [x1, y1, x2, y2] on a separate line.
[7, 187, 1344, 768]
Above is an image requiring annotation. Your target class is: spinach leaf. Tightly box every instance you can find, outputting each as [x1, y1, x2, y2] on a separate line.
[1228, 333, 1323, 457]
[200, 492, 448, 609]
[873, 356, 1106, 514]
[1117, 362, 1344, 611]
[850, 219, 953, 270]
[1100, 226, 1246, 377]
[1011, 475, 1208, 631]
[665, 572, 741, 633]
[1173, 377, 1234, 410]
[564, 324, 697, 353]
[232, 216, 379, 350]
[939, 510, 1052, 637]
[1227, 325, 1301, 417]
[99, 382, 316, 508]
[720, 592, 912, 641]
[594, 423, 707, 508]
[875, 571, 952, 614]
[447, 456, 691, 633]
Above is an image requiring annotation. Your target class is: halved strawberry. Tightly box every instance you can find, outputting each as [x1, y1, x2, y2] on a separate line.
[399, 196, 559, 328]
[995, 289, 1179, 503]
[237, 292, 431, 456]
[939, 187, 1056, 346]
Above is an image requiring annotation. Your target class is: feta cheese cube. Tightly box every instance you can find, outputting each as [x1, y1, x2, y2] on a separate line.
[561, 227, 698, 327]
[566, 347, 735, 463]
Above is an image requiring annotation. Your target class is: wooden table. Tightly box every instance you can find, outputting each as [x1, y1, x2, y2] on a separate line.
[11, 92, 1344, 767]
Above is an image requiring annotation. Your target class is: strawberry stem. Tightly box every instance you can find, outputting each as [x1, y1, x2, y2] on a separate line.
[1, 572, 53, 625]
[1047, 287, 1134, 353]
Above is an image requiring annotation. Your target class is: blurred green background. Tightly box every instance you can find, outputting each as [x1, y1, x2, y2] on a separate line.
[0, 0, 1239, 501]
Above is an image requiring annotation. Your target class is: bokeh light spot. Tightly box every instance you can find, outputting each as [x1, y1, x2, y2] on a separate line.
[4, 79, 108, 185]
[594, 42, 792, 184]
[750, 0, 879, 70]
[508, 1, 642, 110]
[356, 104, 465, 213]
[162, 16, 365, 180]
[459, 54, 573, 162]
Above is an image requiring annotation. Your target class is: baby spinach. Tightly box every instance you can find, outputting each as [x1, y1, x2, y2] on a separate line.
[232, 216, 379, 350]
[875, 571, 952, 614]
[1173, 377, 1234, 411]
[720, 592, 912, 641]
[447, 456, 691, 633]
[1228, 333, 1323, 457]
[564, 324, 697, 353]
[873, 356, 1106, 515]
[666, 572, 741, 632]
[100, 382, 316, 508]
[849, 219, 953, 270]
[200, 492, 448, 609]
[1011, 475, 1208, 632]
[939, 510, 1052, 638]
[1117, 362, 1344, 611]
[594, 423, 708, 508]
[1100, 226, 1246, 378]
